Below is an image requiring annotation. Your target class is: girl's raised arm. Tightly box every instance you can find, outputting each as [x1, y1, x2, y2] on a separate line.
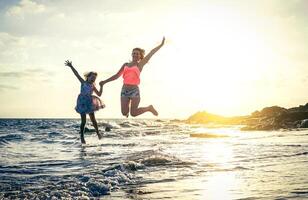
[65, 60, 84, 83]
[138, 37, 165, 71]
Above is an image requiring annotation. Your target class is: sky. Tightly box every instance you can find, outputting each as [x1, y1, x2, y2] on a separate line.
[0, 0, 308, 119]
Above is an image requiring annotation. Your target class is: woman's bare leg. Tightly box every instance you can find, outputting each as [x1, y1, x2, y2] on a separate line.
[130, 97, 158, 117]
[121, 97, 130, 117]
[89, 113, 102, 139]
[80, 114, 86, 144]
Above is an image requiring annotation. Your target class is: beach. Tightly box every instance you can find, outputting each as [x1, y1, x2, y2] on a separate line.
[0, 119, 307, 199]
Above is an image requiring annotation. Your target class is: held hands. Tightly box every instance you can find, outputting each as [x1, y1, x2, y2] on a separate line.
[99, 81, 105, 87]
[64, 60, 73, 68]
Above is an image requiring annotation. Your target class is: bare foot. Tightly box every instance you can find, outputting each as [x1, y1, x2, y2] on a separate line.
[149, 105, 158, 116]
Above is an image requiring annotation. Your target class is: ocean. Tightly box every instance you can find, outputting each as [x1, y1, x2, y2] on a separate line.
[0, 119, 307, 199]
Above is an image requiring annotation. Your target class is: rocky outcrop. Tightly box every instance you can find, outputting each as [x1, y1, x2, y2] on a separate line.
[186, 111, 248, 125]
[187, 103, 308, 131]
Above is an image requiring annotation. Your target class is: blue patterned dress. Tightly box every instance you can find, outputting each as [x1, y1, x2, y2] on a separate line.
[75, 82, 105, 114]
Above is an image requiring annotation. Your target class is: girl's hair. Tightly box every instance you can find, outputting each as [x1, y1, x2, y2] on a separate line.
[84, 71, 97, 80]
[133, 48, 145, 60]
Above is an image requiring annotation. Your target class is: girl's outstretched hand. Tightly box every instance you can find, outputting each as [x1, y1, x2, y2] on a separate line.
[161, 37, 165, 46]
[65, 60, 73, 67]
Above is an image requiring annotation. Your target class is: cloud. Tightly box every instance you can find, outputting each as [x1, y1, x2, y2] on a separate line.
[0, 32, 49, 65]
[0, 71, 26, 78]
[0, 32, 25, 47]
[6, 0, 46, 19]
[0, 68, 55, 79]
[0, 84, 18, 90]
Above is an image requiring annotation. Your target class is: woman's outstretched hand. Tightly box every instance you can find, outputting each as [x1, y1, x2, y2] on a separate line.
[64, 60, 73, 68]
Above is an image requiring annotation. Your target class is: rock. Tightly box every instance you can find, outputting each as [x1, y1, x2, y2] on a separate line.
[186, 111, 247, 124]
[288, 103, 308, 112]
[258, 106, 287, 117]
[299, 119, 308, 128]
[84, 127, 95, 132]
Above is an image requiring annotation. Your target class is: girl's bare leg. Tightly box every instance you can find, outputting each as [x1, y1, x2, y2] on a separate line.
[89, 113, 102, 139]
[80, 114, 86, 144]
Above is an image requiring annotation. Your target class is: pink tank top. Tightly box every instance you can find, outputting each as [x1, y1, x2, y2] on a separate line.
[122, 66, 140, 85]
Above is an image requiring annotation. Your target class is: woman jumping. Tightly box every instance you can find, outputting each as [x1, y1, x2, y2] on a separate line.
[100, 37, 165, 117]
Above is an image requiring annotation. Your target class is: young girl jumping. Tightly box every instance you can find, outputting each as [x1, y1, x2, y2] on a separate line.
[65, 60, 105, 144]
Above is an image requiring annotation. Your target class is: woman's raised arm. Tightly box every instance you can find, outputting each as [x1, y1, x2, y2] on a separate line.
[138, 37, 165, 71]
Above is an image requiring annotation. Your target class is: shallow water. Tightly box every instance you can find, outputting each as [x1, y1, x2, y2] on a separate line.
[0, 119, 307, 199]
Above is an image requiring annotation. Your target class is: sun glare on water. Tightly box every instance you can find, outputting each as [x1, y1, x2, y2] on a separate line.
[199, 139, 240, 199]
